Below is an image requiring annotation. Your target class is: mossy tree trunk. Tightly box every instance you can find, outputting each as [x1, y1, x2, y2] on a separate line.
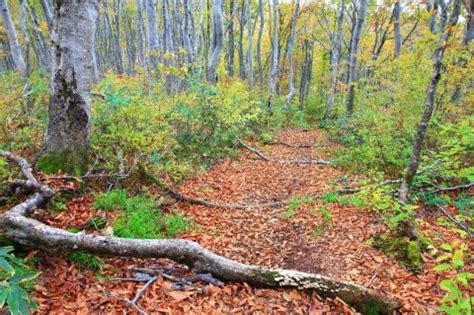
[40, 0, 99, 175]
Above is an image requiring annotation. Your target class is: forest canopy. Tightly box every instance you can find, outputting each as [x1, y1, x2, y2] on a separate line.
[0, 0, 472, 314]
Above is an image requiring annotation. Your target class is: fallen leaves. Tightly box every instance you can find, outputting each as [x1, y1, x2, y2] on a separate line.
[27, 128, 473, 314]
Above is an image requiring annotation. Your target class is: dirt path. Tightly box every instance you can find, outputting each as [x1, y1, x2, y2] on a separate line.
[32, 128, 460, 313]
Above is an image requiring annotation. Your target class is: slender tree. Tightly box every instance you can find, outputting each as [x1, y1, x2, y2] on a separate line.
[323, 0, 346, 120]
[345, 0, 368, 114]
[393, 1, 402, 57]
[257, 0, 264, 87]
[146, 0, 160, 71]
[136, 0, 147, 71]
[208, 0, 224, 83]
[246, 0, 254, 88]
[19, 0, 30, 76]
[268, 0, 279, 107]
[225, 0, 236, 76]
[399, 0, 462, 202]
[40, 0, 99, 174]
[238, 0, 247, 79]
[283, 0, 299, 109]
[1, 0, 28, 80]
[39, 0, 53, 31]
[463, 0, 474, 45]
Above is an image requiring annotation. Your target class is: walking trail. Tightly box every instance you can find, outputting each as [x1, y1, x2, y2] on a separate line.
[32, 128, 466, 314]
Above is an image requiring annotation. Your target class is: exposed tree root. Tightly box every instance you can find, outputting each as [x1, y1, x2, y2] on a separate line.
[237, 139, 332, 165]
[0, 151, 400, 313]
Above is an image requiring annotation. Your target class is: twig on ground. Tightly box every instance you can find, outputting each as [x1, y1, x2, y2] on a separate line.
[130, 267, 224, 287]
[263, 141, 313, 148]
[434, 203, 472, 237]
[130, 275, 158, 305]
[432, 182, 474, 194]
[237, 138, 270, 161]
[238, 139, 332, 165]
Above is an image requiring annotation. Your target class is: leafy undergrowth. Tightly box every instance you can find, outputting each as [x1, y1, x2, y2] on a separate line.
[14, 129, 473, 313]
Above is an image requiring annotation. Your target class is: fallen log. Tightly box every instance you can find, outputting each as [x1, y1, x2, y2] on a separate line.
[0, 151, 400, 313]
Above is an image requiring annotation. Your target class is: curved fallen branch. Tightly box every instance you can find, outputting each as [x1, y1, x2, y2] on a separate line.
[0, 151, 400, 313]
[238, 139, 332, 165]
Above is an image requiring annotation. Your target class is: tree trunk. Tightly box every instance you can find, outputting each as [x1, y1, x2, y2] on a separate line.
[246, 0, 254, 88]
[1, 0, 28, 81]
[463, 0, 474, 45]
[0, 150, 400, 314]
[208, 0, 224, 84]
[238, 0, 247, 79]
[283, 0, 299, 110]
[427, 0, 439, 34]
[26, 5, 51, 70]
[39, 0, 53, 32]
[19, 0, 30, 78]
[323, 0, 345, 120]
[345, 0, 368, 114]
[146, 0, 160, 72]
[225, 0, 235, 76]
[257, 0, 264, 88]
[268, 0, 279, 107]
[39, 0, 99, 175]
[112, 0, 124, 74]
[399, 0, 462, 203]
[437, 0, 448, 31]
[393, 1, 402, 58]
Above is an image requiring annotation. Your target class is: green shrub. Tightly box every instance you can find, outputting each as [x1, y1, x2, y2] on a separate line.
[0, 247, 39, 315]
[162, 214, 189, 238]
[283, 195, 313, 218]
[434, 242, 473, 314]
[107, 192, 190, 239]
[113, 195, 162, 239]
[94, 189, 128, 211]
[69, 251, 103, 271]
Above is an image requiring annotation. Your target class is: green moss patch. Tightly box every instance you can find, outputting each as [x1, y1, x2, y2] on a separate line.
[37, 150, 88, 175]
[373, 234, 423, 273]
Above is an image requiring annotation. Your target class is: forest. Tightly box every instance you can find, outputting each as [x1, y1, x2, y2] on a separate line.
[0, 0, 472, 313]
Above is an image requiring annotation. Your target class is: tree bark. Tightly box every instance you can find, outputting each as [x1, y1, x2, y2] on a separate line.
[0, 150, 400, 314]
[268, 0, 279, 107]
[26, 5, 51, 70]
[238, 0, 247, 79]
[40, 0, 99, 175]
[1, 0, 28, 80]
[283, 0, 299, 109]
[463, 0, 474, 45]
[246, 0, 254, 88]
[323, 0, 345, 120]
[257, 0, 264, 88]
[208, 0, 224, 84]
[399, 0, 462, 202]
[225, 0, 236, 76]
[19, 0, 30, 78]
[393, 1, 402, 58]
[427, 0, 439, 34]
[345, 0, 368, 114]
[39, 0, 54, 32]
[146, 0, 161, 72]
